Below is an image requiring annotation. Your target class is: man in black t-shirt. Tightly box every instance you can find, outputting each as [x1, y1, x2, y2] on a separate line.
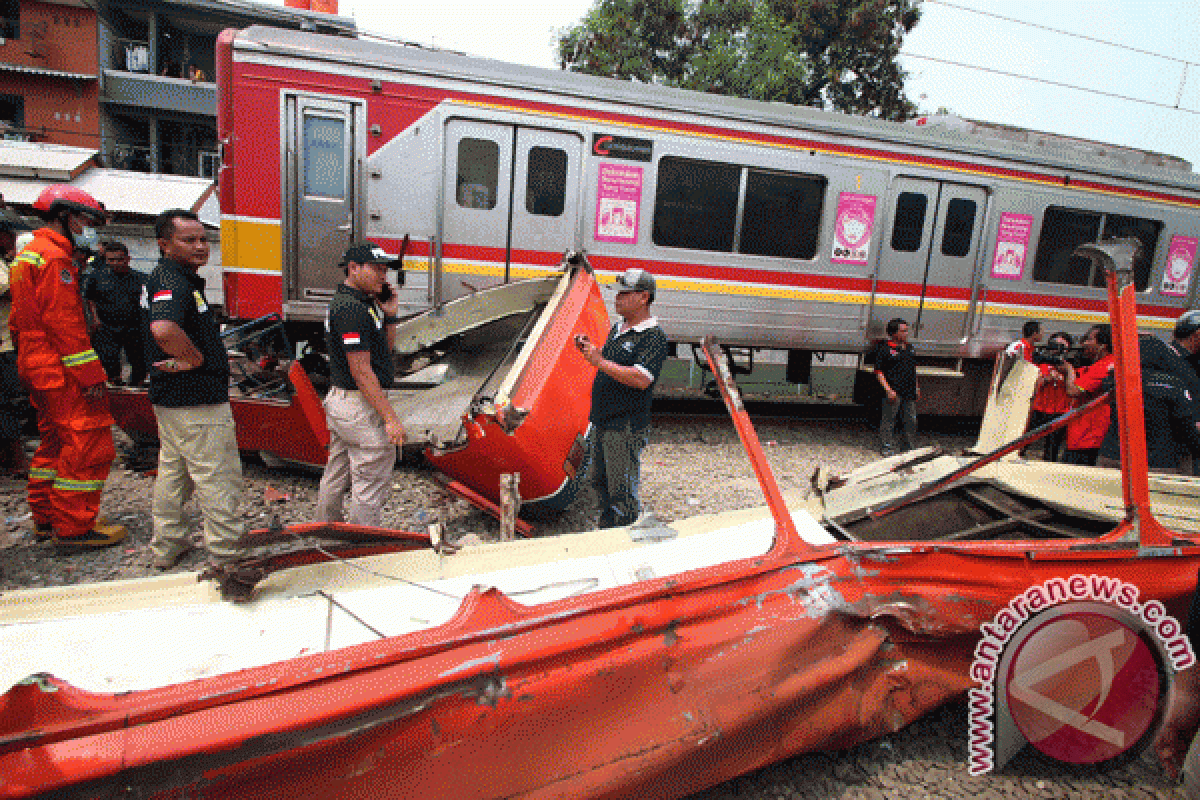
[870, 317, 920, 456]
[576, 268, 668, 528]
[83, 240, 147, 385]
[315, 242, 404, 528]
[144, 210, 246, 589]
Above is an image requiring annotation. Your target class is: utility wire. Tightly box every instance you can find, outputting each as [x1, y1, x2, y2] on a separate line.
[906, 1, 1198, 116]
[902, 52, 1200, 117]
[923, 0, 1198, 67]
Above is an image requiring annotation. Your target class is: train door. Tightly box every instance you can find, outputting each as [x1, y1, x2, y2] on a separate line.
[439, 120, 581, 305]
[282, 94, 365, 318]
[879, 178, 987, 350]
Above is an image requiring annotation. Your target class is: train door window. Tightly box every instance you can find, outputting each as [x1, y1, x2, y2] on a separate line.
[653, 156, 739, 252]
[1033, 208, 1100, 286]
[301, 115, 346, 198]
[891, 192, 928, 252]
[940, 197, 977, 257]
[456, 138, 499, 210]
[1099, 214, 1161, 290]
[740, 169, 826, 260]
[525, 146, 567, 217]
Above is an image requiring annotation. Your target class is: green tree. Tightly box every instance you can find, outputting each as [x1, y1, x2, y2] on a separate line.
[557, 0, 921, 121]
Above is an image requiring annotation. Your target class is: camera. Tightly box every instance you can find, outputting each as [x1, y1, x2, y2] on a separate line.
[1032, 343, 1080, 368]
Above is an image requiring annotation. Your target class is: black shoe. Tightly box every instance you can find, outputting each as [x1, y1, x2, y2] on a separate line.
[54, 521, 129, 553]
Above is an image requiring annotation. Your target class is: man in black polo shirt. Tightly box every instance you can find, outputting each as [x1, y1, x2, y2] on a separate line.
[144, 209, 246, 586]
[575, 268, 668, 528]
[870, 317, 920, 456]
[315, 242, 404, 528]
[83, 240, 147, 386]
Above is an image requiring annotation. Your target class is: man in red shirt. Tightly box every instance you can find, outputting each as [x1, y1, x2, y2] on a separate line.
[1063, 324, 1115, 466]
[1005, 319, 1042, 363]
[1026, 331, 1073, 462]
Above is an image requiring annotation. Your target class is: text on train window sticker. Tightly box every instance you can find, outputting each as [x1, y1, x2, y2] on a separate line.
[1032, 207, 1161, 291]
[651, 156, 826, 260]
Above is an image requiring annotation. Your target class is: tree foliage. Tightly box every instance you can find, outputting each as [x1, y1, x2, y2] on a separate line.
[557, 0, 921, 121]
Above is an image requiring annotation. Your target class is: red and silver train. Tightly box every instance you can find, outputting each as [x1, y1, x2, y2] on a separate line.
[215, 26, 1200, 415]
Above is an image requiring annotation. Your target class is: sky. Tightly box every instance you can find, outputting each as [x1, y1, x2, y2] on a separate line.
[257, 0, 1200, 172]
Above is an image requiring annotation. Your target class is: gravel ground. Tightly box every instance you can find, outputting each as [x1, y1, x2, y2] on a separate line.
[0, 409, 1187, 798]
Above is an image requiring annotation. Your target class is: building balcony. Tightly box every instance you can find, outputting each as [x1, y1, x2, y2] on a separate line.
[101, 70, 215, 117]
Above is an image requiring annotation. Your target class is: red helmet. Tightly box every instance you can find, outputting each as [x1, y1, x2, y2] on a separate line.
[32, 184, 106, 223]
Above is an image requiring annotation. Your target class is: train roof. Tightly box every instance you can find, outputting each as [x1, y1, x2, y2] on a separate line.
[232, 25, 1200, 195]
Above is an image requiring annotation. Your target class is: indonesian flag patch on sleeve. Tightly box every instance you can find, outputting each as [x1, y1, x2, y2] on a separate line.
[342, 332, 362, 346]
[152, 290, 173, 303]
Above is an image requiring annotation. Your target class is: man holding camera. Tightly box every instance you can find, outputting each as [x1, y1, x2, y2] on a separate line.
[1027, 331, 1074, 462]
[315, 242, 404, 528]
[575, 268, 668, 529]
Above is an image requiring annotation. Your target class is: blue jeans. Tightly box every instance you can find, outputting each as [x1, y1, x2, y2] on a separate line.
[589, 421, 648, 528]
[880, 395, 917, 453]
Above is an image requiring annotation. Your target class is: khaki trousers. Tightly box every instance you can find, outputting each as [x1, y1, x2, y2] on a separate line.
[315, 387, 396, 527]
[151, 403, 244, 563]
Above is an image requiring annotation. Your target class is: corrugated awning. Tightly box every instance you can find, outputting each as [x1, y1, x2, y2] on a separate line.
[0, 63, 96, 80]
[0, 169, 218, 226]
[0, 141, 96, 181]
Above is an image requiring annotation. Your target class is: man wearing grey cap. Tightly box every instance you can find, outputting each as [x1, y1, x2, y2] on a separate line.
[574, 268, 668, 528]
[315, 242, 405, 528]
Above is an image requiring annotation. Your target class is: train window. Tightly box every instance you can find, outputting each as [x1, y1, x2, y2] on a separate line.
[302, 115, 346, 199]
[941, 198, 977, 257]
[653, 157, 739, 252]
[1100, 214, 1161, 290]
[891, 192, 927, 252]
[526, 147, 567, 217]
[1033, 208, 1100, 286]
[740, 169, 826, 260]
[1033, 208, 1160, 290]
[456, 138, 499, 210]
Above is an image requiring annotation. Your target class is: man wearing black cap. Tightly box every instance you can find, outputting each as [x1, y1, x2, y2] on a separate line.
[575, 268, 668, 528]
[315, 242, 405, 528]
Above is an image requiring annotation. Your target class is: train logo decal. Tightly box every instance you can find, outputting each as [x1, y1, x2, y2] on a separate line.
[830, 193, 877, 265]
[1160, 235, 1197, 297]
[991, 213, 1034, 281]
[595, 164, 643, 245]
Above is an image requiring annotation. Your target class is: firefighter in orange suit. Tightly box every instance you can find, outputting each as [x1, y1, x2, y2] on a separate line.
[8, 185, 127, 550]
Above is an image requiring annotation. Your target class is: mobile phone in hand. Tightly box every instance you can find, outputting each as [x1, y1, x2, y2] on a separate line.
[378, 281, 394, 303]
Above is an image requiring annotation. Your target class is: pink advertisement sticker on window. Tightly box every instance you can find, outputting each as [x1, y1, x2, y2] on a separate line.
[990, 212, 1033, 281]
[1160, 235, 1198, 298]
[594, 164, 643, 245]
[830, 193, 877, 265]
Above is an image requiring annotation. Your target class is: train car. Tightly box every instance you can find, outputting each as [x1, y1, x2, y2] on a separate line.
[215, 26, 1200, 415]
